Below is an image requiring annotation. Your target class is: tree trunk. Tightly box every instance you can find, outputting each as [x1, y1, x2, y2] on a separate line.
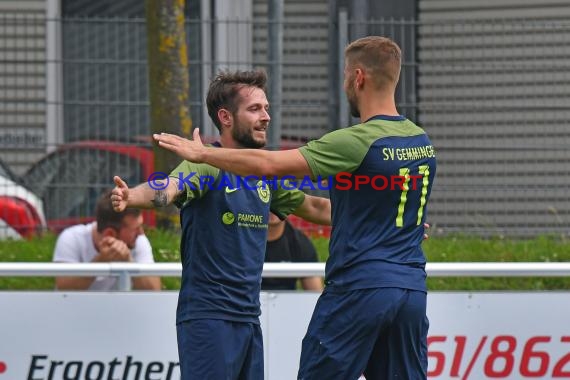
[146, 0, 191, 228]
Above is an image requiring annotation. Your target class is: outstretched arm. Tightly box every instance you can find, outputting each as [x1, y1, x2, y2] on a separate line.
[292, 194, 331, 226]
[154, 130, 312, 179]
[111, 175, 182, 211]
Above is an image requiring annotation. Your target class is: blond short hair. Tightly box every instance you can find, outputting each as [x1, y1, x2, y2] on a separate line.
[345, 36, 401, 90]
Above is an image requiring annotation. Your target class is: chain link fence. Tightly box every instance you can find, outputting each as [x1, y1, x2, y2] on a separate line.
[1, 10, 570, 238]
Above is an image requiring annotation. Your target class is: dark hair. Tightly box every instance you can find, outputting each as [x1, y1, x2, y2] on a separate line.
[95, 190, 141, 232]
[206, 69, 268, 132]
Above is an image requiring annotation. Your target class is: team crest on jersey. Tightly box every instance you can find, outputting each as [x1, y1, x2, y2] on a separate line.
[256, 180, 270, 203]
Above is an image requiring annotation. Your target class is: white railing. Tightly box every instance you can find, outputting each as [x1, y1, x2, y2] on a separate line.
[2, 262, 570, 291]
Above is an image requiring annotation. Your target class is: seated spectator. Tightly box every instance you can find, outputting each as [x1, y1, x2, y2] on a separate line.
[262, 213, 323, 291]
[53, 191, 161, 291]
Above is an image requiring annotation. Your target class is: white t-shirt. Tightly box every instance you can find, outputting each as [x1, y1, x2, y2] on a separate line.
[53, 222, 155, 291]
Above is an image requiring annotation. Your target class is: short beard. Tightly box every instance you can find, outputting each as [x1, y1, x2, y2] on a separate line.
[346, 81, 360, 118]
[232, 123, 266, 149]
[348, 97, 360, 118]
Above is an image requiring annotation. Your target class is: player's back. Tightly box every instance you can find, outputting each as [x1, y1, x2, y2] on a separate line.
[324, 116, 436, 291]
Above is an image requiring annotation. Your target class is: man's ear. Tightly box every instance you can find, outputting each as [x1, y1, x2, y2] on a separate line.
[355, 68, 365, 89]
[218, 109, 233, 128]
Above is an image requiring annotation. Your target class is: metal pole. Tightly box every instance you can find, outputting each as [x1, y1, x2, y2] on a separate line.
[349, 0, 369, 41]
[4, 262, 570, 279]
[46, 0, 63, 152]
[338, 7, 349, 129]
[116, 271, 132, 291]
[368, 0, 418, 121]
[327, 0, 339, 131]
[267, 0, 284, 150]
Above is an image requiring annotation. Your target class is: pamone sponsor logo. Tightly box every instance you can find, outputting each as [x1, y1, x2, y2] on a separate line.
[26, 355, 179, 380]
[237, 213, 263, 224]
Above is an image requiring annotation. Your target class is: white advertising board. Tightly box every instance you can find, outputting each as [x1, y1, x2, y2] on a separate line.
[0, 292, 569, 379]
[1, 292, 181, 380]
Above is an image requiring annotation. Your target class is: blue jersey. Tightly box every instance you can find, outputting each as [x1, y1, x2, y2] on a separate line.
[170, 160, 305, 324]
[299, 115, 436, 292]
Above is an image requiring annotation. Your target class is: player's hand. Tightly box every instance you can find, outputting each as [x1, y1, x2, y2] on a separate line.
[153, 129, 205, 163]
[111, 176, 129, 212]
[423, 223, 430, 240]
[97, 237, 132, 262]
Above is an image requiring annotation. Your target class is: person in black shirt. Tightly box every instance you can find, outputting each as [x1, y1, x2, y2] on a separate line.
[262, 213, 323, 291]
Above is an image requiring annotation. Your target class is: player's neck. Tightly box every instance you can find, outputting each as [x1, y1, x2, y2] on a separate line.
[219, 133, 238, 149]
[357, 93, 398, 123]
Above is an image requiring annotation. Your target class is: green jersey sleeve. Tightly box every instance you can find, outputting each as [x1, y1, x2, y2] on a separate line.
[169, 161, 220, 207]
[298, 125, 371, 179]
[270, 180, 306, 219]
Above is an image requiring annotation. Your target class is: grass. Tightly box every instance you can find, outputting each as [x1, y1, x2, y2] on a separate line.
[1, 230, 570, 290]
[423, 234, 570, 290]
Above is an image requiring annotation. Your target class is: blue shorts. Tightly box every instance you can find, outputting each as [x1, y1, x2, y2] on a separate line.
[177, 319, 263, 380]
[298, 287, 428, 380]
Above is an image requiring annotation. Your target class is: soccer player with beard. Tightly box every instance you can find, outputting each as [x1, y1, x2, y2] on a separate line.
[111, 70, 330, 380]
[154, 37, 437, 380]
